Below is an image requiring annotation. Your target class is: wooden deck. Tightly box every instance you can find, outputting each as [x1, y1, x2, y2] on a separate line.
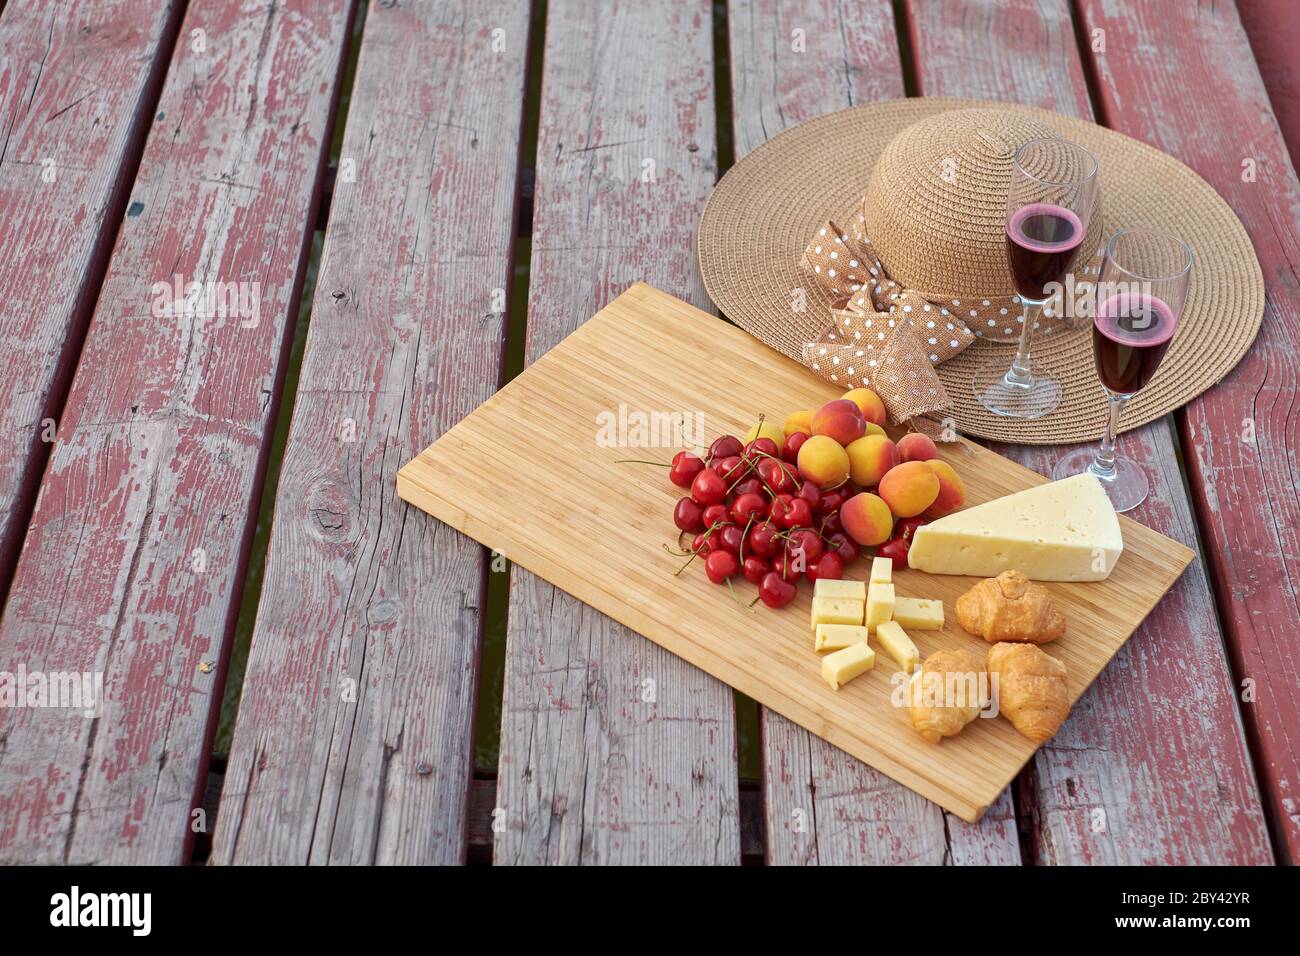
[0, 0, 1295, 866]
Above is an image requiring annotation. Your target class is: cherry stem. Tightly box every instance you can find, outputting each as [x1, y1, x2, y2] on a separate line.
[672, 521, 725, 576]
[725, 576, 756, 614]
[615, 458, 669, 467]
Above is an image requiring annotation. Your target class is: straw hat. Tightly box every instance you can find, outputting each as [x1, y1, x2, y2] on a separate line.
[698, 97, 1264, 445]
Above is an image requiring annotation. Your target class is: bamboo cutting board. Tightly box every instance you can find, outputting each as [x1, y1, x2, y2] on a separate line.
[397, 283, 1194, 821]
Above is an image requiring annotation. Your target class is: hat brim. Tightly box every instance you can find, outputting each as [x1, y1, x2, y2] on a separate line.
[698, 97, 1263, 445]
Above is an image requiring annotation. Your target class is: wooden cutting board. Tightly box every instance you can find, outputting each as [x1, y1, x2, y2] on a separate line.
[397, 283, 1194, 821]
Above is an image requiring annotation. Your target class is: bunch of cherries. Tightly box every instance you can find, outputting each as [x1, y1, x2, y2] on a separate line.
[667, 428, 862, 609]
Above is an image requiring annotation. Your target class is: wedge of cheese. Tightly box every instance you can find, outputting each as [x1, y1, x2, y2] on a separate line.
[907, 473, 1123, 582]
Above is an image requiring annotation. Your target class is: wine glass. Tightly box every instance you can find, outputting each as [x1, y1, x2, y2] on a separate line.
[974, 138, 1099, 419]
[1051, 229, 1192, 511]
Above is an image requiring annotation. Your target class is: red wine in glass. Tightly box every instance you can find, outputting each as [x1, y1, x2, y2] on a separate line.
[1005, 202, 1085, 300]
[1092, 291, 1178, 394]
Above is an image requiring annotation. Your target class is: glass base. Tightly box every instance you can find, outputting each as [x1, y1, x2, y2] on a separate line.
[1051, 447, 1149, 512]
[972, 360, 1062, 420]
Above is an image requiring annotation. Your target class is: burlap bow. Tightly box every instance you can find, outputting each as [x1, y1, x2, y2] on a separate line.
[800, 213, 977, 435]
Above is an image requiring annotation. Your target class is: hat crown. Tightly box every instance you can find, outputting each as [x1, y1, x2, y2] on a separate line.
[862, 109, 1103, 299]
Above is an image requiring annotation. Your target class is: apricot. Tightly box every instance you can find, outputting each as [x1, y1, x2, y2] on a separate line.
[796, 435, 851, 489]
[896, 432, 939, 463]
[783, 409, 814, 438]
[924, 459, 966, 518]
[743, 420, 786, 450]
[845, 434, 898, 488]
[863, 421, 887, 438]
[811, 399, 866, 446]
[841, 492, 894, 546]
[877, 460, 940, 518]
[842, 387, 887, 426]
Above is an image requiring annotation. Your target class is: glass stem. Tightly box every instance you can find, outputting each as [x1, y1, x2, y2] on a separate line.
[1091, 391, 1128, 479]
[1005, 299, 1041, 386]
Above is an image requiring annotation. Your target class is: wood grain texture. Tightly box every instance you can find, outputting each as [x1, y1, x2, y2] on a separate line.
[728, 0, 1020, 865]
[1077, 0, 1300, 863]
[908, 0, 1272, 865]
[209, 0, 529, 865]
[1237, 0, 1300, 163]
[400, 284, 1195, 824]
[0, 0, 182, 595]
[492, 0, 741, 865]
[0, 0, 351, 866]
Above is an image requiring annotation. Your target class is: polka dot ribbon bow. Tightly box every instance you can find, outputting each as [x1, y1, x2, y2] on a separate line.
[800, 215, 976, 435]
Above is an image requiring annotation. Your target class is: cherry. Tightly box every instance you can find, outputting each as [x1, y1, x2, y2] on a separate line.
[818, 487, 849, 516]
[691, 467, 727, 506]
[758, 457, 797, 495]
[674, 497, 705, 532]
[777, 497, 813, 530]
[759, 571, 798, 608]
[717, 524, 744, 555]
[788, 528, 823, 565]
[708, 435, 744, 462]
[715, 454, 747, 484]
[806, 552, 844, 583]
[705, 550, 739, 584]
[819, 511, 844, 536]
[741, 555, 770, 585]
[731, 492, 768, 524]
[747, 521, 781, 559]
[690, 531, 717, 555]
[731, 476, 764, 498]
[783, 431, 809, 464]
[768, 493, 791, 525]
[826, 531, 859, 565]
[669, 451, 705, 488]
[877, 536, 910, 568]
[795, 480, 821, 513]
[702, 503, 731, 529]
[895, 516, 929, 542]
[772, 551, 800, 581]
[744, 436, 781, 462]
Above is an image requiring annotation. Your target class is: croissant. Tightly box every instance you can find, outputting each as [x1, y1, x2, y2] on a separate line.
[955, 570, 1065, 644]
[908, 648, 987, 744]
[987, 642, 1070, 743]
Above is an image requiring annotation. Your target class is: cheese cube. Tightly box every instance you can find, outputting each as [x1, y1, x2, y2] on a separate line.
[821, 642, 876, 690]
[814, 623, 870, 653]
[865, 581, 895, 632]
[892, 597, 944, 630]
[869, 556, 893, 584]
[813, 578, 866, 601]
[810, 596, 864, 630]
[874, 620, 919, 674]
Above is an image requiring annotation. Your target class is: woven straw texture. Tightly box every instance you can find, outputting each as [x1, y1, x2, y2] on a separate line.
[698, 97, 1265, 445]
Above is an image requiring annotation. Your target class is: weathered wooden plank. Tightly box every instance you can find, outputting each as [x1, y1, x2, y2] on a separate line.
[0, 0, 353, 866]
[908, 0, 1271, 864]
[1076, 0, 1298, 863]
[728, 0, 1021, 865]
[0, 0, 182, 594]
[1237, 0, 1300, 164]
[210, 0, 529, 866]
[493, 0, 740, 865]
